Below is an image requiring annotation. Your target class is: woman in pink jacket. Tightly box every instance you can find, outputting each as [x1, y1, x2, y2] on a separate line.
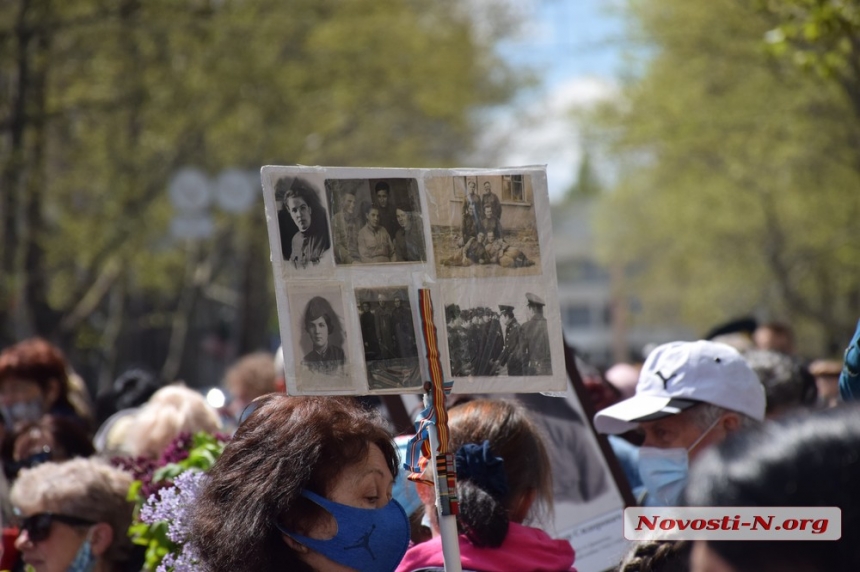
[397, 399, 576, 572]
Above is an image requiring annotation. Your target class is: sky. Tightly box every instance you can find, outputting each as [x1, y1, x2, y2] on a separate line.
[477, 0, 627, 202]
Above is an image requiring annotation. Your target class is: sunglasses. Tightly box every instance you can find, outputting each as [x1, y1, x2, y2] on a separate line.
[19, 512, 96, 543]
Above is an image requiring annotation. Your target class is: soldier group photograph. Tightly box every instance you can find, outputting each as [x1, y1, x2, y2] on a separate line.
[429, 174, 543, 279]
[445, 290, 552, 378]
[355, 287, 422, 391]
[325, 178, 426, 265]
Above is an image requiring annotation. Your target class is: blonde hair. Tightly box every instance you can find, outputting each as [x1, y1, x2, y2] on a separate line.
[124, 384, 222, 459]
[11, 458, 133, 563]
[223, 351, 277, 401]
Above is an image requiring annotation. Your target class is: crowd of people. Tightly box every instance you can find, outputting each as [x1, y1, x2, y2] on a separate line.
[0, 314, 858, 571]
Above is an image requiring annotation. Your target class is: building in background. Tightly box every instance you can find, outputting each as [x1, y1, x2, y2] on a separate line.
[552, 196, 691, 368]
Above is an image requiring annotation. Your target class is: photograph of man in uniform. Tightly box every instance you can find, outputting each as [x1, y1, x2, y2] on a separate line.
[358, 205, 396, 263]
[393, 206, 426, 262]
[356, 287, 421, 391]
[276, 176, 332, 269]
[496, 304, 525, 376]
[461, 180, 482, 246]
[373, 181, 400, 239]
[330, 187, 360, 264]
[522, 292, 552, 376]
[481, 180, 502, 221]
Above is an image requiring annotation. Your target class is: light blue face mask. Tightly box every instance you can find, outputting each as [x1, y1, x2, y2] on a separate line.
[67, 530, 97, 572]
[638, 417, 721, 506]
[278, 489, 410, 572]
[3, 398, 43, 426]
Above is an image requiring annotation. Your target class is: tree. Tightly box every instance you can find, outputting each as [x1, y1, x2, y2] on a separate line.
[759, 0, 860, 118]
[0, 0, 524, 386]
[591, 0, 860, 355]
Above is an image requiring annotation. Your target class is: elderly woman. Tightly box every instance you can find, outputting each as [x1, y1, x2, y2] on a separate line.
[120, 384, 222, 459]
[0, 338, 89, 431]
[277, 176, 331, 269]
[11, 458, 135, 572]
[301, 297, 346, 375]
[397, 399, 576, 572]
[190, 394, 410, 572]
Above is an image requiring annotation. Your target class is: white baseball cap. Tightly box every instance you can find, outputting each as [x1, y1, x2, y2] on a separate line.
[594, 340, 766, 434]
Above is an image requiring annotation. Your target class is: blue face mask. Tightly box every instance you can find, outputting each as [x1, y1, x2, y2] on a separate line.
[3, 398, 43, 426]
[638, 417, 721, 506]
[278, 489, 409, 572]
[67, 532, 97, 572]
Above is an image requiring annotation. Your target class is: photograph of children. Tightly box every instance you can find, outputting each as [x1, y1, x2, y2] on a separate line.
[275, 175, 332, 270]
[443, 285, 552, 378]
[325, 178, 426, 265]
[355, 287, 422, 391]
[426, 174, 542, 279]
[288, 287, 351, 392]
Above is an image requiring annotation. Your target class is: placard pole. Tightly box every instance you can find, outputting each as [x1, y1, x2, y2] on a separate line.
[417, 288, 462, 572]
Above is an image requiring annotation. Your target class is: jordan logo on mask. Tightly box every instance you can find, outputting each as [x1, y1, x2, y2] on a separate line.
[278, 489, 409, 572]
[345, 523, 376, 559]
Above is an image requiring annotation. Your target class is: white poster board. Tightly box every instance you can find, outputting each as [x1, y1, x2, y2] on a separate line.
[261, 165, 566, 396]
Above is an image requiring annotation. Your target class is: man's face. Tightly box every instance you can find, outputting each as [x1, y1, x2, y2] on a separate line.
[477, 233, 485, 243]
[342, 194, 356, 216]
[396, 209, 407, 228]
[287, 197, 312, 233]
[468, 181, 477, 194]
[361, 302, 370, 313]
[486, 231, 495, 243]
[376, 190, 389, 207]
[394, 298, 401, 308]
[639, 407, 729, 461]
[483, 182, 491, 193]
[377, 296, 386, 307]
[368, 208, 380, 230]
[500, 313, 511, 327]
[484, 205, 493, 218]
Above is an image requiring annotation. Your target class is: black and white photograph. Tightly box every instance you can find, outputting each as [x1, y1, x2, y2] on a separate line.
[275, 175, 332, 270]
[325, 178, 426, 265]
[444, 285, 553, 379]
[355, 287, 422, 391]
[426, 174, 542, 279]
[288, 286, 351, 392]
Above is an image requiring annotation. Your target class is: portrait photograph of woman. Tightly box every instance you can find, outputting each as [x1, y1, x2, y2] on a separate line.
[288, 287, 351, 392]
[275, 176, 332, 270]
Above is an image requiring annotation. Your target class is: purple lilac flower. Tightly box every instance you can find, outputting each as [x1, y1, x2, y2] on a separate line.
[141, 469, 207, 544]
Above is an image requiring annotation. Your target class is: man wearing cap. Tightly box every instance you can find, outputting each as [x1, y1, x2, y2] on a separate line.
[594, 340, 766, 506]
[497, 305, 525, 376]
[521, 293, 551, 376]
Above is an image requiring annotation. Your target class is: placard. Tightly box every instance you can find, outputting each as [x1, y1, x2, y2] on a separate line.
[261, 166, 566, 395]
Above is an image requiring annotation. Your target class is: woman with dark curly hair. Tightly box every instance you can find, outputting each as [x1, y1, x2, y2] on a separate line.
[190, 395, 410, 572]
[276, 176, 332, 269]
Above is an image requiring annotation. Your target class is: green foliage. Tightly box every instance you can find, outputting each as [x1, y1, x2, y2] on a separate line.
[591, 0, 860, 354]
[127, 432, 227, 571]
[760, 0, 860, 84]
[0, 0, 525, 359]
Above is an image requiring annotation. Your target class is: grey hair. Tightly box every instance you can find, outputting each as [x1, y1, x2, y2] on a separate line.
[11, 458, 134, 563]
[687, 403, 759, 432]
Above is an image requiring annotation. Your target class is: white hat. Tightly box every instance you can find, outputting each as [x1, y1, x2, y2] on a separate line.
[594, 340, 766, 434]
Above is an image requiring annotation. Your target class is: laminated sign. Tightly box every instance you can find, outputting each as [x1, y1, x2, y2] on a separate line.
[261, 166, 565, 396]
